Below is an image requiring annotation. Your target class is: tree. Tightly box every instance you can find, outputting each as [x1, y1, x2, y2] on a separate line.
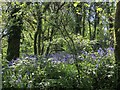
[6, 2, 23, 61]
[34, 2, 50, 55]
[114, 1, 120, 90]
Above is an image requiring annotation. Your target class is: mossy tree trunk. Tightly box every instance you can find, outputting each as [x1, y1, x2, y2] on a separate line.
[6, 5, 23, 61]
[6, 4, 23, 61]
[114, 1, 120, 90]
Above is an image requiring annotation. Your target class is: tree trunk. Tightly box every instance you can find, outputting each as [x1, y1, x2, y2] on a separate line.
[74, 3, 82, 35]
[34, 3, 50, 56]
[6, 4, 23, 61]
[114, 1, 120, 90]
[37, 12, 42, 55]
[34, 31, 38, 55]
[88, 4, 92, 40]
[45, 28, 54, 56]
[75, 13, 82, 35]
[33, 3, 42, 55]
[92, 3, 97, 40]
[82, 4, 86, 37]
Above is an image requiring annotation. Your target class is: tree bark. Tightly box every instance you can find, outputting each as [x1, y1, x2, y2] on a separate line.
[37, 13, 42, 55]
[114, 1, 120, 90]
[34, 3, 50, 56]
[34, 31, 38, 55]
[88, 4, 92, 40]
[45, 28, 54, 56]
[6, 4, 23, 61]
[33, 3, 42, 55]
[75, 13, 82, 35]
[92, 3, 97, 40]
[82, 4, 86, 37]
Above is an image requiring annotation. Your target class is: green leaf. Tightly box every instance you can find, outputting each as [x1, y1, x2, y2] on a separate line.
[73, 2, 79, 7]
[97, 8, 103, 12]
[84, 3, 89, 7]
[20, 3, 26, 8]
[16, 1, 20, 5]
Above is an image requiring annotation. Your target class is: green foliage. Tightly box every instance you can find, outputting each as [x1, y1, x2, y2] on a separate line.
[1, 2, 117, 90]
[73, 2, 80, 7]
[2, 47, 116, 89]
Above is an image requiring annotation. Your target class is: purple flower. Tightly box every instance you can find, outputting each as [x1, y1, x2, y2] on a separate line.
[31, 55, 38, 60]
[98, 48, 104, 56]
[109, 47, 114, 51]
[81, 51, 88, 55]
[80, 57, 84, 61]
[91, 53, 96, 59]
[8, 61, 13, 66]
[64, 57, 68, 62]
[105, 47, 114, 56]
[106, 47, 114, 52]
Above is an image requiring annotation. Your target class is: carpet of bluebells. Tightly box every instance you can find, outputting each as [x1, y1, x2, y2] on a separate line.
[2, 47, 117, 89]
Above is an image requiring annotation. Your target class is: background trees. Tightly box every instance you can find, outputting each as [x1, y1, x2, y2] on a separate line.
[1, 2, 115, 60]
[1, 1, 118, 89]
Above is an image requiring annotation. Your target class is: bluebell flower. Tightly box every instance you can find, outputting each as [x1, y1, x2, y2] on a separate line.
[105, 47, 114, 56]
[98, 48, 104, 56]
[29, 55, 38, 60]
[81, 51, 88, 55]
[108, 47, 114, 52]
[63, 57, 68, 62]
[65, 54, 70, 60]
[80, 57, 84, 61]
[65, 54, 71, 60]
[91, 53, 96, 59]
[8, 61, 13, 66]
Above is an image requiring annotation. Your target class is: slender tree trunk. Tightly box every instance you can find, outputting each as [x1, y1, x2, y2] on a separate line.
[92, 3, 99, 40]
[37, 8, 42, 55]
[45, 28, 54, 56]
[82, 4, 86, 37]
[75, 13, 82, 35]
[75, 14, 80, 34]
[88, 20, 92, 40]
[92, 4, 97, 40]
[41, 30, 45, 55]
[34, 31, 38, 55]
[88, 4, 92, 40]
[74, 3, 82, 35]
[33, 3, 42, 55]
[114, 1, 120, 90]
